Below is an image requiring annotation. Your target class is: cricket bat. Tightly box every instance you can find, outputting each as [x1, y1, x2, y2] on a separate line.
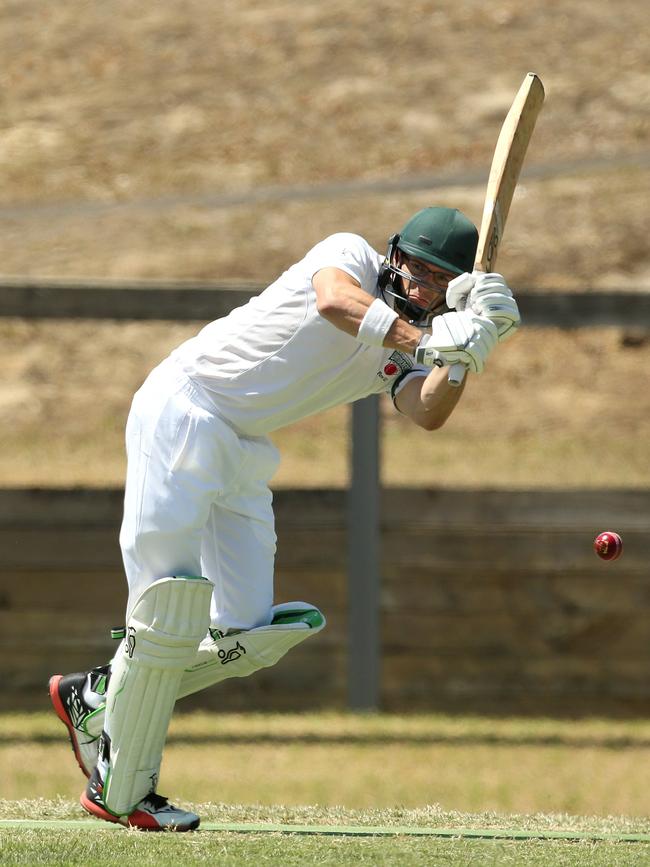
[448, 72, 545, 386]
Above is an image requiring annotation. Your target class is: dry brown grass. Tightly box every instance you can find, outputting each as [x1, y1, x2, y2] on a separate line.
[1, 318, 649, 487]
[3, 712, 650, 816]
[0, 1, 649, 486]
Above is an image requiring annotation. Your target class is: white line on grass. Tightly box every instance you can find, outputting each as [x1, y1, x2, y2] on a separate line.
[1, 820, 650, 842]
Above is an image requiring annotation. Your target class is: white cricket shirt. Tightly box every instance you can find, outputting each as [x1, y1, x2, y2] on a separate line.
[170, 233, 427, 436]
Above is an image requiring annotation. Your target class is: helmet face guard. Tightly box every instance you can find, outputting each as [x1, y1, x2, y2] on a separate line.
[378, 235, 449, 327]
[377, 208, 479, 327]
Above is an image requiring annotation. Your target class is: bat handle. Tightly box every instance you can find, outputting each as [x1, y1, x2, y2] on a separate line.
[447, 363, 467, 387]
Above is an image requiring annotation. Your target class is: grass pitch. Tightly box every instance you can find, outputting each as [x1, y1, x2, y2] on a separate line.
[1, 804, 649, 866]
[2, 712, 650, 864]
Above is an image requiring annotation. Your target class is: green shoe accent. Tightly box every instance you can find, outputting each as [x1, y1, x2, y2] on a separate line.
[271, 609, 325, 629]
[94, 674, 108, 696]
[82, 704, 106, 737]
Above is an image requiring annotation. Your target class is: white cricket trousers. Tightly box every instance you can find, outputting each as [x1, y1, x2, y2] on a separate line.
[119, 359, 281, 632]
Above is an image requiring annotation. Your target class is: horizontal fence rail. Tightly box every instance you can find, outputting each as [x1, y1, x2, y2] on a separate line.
[0, 278, 649, 325]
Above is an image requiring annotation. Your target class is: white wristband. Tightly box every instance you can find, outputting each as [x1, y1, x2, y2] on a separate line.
[357, 298, 399, 347]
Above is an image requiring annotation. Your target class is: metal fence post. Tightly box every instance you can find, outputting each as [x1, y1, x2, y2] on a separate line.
[347, 394, 381, 710]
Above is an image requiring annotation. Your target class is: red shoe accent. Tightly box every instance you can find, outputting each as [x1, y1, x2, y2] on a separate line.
[80, 771, 199, 832]
[126, 809, 165, 830]
[49, 675, 91, 779]
[80, 790, 127, 827]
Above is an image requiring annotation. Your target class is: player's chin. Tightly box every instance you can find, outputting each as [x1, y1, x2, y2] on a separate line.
[409, 298, 443, 317]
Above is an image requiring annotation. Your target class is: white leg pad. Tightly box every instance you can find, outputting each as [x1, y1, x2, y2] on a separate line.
[177, 601, 326, 699]
[82, 602, 325, 746]
[102, 576, 213, 816]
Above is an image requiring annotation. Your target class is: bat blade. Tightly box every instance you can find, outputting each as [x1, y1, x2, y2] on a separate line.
[447, 72, 545, 388]
[475, 72, 545, 272]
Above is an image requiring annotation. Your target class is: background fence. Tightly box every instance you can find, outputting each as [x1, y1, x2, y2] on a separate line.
[1, 276, 650, 326]
[2, 486, 649, 715]
[1, 281, 649, 714]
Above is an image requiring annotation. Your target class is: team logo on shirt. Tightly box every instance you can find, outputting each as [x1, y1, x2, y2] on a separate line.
[377, 351, 413, 383]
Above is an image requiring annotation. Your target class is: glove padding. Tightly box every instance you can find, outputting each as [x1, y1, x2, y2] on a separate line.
[446, 271, 521, 342]
[415, 310, 498, 374]
[445, 271, 475, 312]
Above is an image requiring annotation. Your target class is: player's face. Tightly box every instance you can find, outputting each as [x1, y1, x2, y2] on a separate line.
[395, 252, 455, 317]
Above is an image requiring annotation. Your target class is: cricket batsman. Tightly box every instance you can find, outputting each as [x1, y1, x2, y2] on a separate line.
[48, 206, 520, 830]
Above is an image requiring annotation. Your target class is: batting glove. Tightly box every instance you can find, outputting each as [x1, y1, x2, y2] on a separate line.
[447, 271, 521, 342]
[415, 310, 498, 374]
[445, 271, 475, 312]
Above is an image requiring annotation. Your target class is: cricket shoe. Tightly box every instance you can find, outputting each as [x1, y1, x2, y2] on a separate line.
[81, 766, 200, 831]
[48, 665, 110, 778]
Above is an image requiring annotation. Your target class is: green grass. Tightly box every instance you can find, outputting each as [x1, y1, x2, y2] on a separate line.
[1, 803, 649, 866]
[2, 829, 645, 867]
[2, 713, 650, 863]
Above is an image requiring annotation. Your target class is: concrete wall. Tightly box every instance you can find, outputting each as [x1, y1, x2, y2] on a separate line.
[1, 488, 649, 716]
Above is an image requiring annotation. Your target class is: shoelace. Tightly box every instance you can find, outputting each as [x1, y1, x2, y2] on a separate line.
[141, 792, 170, 810]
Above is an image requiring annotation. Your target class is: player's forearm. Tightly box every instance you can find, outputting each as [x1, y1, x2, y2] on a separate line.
[316, 285, 376, 337]
[397, 366, 466, 430]
[322, 301, 420, 354]
[315, 277, 420, 353]
[383, 316, 421, 354]
[419, 364, 466, 415]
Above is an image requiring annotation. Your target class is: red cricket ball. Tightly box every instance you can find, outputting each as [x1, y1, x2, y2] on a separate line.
[593, 531, 623, 561]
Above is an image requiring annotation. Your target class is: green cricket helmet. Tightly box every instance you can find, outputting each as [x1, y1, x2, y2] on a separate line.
[378, 207, 478, 324]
